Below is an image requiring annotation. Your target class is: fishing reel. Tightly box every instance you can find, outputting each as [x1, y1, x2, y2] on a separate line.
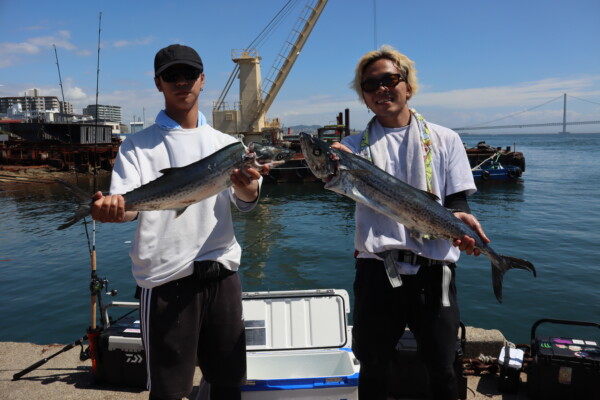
[90, 274, 118, 297]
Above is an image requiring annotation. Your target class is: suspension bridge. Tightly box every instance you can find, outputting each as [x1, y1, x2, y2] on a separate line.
[453, 93, 600, 133]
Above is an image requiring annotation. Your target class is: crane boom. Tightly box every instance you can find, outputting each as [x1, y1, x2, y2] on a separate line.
[247, 0, 328, 131]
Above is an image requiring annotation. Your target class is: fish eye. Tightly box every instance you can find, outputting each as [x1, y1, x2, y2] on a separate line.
[313, 149, 322, 157]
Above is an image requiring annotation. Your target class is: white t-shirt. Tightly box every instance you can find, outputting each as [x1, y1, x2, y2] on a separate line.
[110, 122, 258, 288]
[341, 118, 476, 273]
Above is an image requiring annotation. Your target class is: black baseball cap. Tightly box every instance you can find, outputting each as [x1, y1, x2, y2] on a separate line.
[154, 44, 203, 76]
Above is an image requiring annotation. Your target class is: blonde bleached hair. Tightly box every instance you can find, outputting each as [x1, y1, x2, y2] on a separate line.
[352, 44, 419, 103]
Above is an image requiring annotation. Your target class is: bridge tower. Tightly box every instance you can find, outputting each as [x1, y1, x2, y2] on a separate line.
[559, 93, 570, 134]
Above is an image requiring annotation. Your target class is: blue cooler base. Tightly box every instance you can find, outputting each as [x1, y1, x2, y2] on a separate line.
[241, 348, 359, 400]
[242, 385, 357, 400]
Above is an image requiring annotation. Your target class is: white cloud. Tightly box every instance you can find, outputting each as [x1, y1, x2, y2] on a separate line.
[28, 30, 76, 51]
[407, 77, 600, 130]
[0, 41, 39, 55]
[112, 37, 154, 48]
[0, 31, 78, 68]
[2, 73, 597, 133]
[413, 77, 600, 109]
[266, 76, 600, 130]
[65, 86, 87, 101]
[0, 42, 39, 67]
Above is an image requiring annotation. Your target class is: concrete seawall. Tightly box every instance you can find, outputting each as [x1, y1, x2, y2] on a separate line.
[2, 331, 531, 400]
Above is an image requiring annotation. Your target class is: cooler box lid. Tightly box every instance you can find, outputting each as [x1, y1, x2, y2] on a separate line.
[242, 289, 350, 351]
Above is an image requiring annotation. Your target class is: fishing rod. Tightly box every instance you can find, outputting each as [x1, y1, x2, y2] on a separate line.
[84, 11, 104, 377]
[53, 45, 66, 116]
[53, 44, 72, 144]
[12, 307, 135, 381]
[91, 10, 102, 329]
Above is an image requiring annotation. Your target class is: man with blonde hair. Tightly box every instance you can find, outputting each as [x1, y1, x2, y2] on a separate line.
[338, 45, 489, 399]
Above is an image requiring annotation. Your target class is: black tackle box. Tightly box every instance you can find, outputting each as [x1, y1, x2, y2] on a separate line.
[94, 313, 147, 389]
[527, 318, 600, 400]
[387, 322, 467, 399]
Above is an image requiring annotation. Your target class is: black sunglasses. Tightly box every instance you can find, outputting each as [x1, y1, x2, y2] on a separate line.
[360, 73, 405, 93]
[160, 67, 201, 83]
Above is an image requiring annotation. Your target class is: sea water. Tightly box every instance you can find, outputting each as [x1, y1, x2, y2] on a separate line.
[1, 133, 599, 346]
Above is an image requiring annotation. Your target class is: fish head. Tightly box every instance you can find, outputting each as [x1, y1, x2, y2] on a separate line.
[299, 133, 337, 179]
[248, 142, 296, 165]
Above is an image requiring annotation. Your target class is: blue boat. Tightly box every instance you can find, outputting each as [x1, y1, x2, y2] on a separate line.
[472, 157, 522, 181]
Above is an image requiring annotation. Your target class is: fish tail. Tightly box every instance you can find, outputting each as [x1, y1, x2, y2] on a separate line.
[55, 179, 92, 230]
[57, 204, 91, 230]
[491, 255, 536, 303]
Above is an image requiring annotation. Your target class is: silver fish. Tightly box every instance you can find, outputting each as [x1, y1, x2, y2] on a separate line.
[299, 133, 535, 303]
[57, 141, 291, 230]
[248, 142, 296, 163]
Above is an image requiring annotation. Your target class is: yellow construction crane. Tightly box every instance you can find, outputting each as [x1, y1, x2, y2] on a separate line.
[212, 0, 327, 144]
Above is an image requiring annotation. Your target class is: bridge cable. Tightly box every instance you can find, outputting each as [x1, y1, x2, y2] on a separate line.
[459, 94, 563, 129]
[567, 94, 600, 107]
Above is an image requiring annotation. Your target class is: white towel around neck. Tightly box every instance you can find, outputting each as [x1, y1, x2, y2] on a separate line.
[367, 116, 439, 198]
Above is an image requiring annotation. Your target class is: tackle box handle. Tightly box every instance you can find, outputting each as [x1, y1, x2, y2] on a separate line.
[530, 318, 600, 354]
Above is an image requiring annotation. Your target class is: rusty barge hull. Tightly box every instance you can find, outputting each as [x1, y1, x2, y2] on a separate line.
[0, 141, 119, 172]
[0, 121, 119, 172]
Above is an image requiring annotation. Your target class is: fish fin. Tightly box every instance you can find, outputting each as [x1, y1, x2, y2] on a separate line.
[418, 189, 440, 202]
[491, 255, 536, 303]
[175, 207, 188, 218]
[158, 166, 184, 175]
[55, 179, 93, 230]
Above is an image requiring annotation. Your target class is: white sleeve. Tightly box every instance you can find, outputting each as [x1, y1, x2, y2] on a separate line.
[445, 131, 477, 196]
[109, 139, 142, 195]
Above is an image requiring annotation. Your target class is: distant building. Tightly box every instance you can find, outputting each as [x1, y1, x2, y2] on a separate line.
[5, 103, 56, 123]
[83, 104, 122, 123]
[60, 101, 74, 114]
[130, 121, 145, 134]
[100, 121, 122, 135]
[0, 88, 74, 118]
[0, 95, 72, 114]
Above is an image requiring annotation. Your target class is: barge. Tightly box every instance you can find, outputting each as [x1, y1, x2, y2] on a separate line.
[0, 121, 119, 172]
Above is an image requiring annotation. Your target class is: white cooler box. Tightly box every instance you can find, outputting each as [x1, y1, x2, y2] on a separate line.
[241, 289, 360, 400]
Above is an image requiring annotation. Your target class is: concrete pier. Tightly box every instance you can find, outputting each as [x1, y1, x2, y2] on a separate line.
[1, 330, 530, 400]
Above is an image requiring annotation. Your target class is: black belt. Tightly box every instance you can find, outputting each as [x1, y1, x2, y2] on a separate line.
[193, 260, 234, 283]
[393, 250, 446, 267]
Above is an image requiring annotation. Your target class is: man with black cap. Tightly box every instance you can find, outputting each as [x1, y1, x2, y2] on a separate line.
[91, 44, 264, 400]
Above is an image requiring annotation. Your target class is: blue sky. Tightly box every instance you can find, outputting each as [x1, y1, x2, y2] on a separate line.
[1, 0, 599, 133]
